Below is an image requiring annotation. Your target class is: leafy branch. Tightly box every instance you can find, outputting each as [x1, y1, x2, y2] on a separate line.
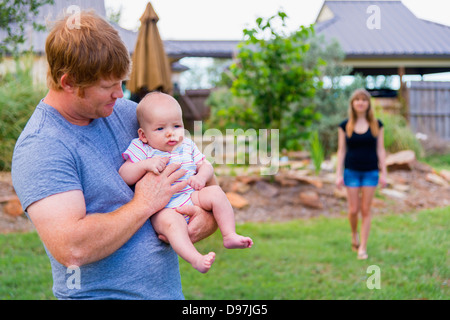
[0, 0, 54, 60]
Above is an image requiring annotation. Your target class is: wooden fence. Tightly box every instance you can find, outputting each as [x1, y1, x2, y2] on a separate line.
[409, 81, 450, 141]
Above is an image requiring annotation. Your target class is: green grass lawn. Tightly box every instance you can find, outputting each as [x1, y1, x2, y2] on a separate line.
[422, 153, 450, 172]
[1, 207, 448, 300]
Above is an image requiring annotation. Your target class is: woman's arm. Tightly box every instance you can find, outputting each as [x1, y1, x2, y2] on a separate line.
[335, 128, 347, 187]
[377, 127, 387, 187]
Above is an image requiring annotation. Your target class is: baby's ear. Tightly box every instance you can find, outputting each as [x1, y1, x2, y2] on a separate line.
[138, 128, 148, 144]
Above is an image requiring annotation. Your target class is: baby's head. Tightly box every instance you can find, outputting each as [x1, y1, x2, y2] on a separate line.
[136, 92, 185, 152]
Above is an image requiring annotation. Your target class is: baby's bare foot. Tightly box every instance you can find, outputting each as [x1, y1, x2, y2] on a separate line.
[193, 252, 216, 273]
[223, 233, 253, 249]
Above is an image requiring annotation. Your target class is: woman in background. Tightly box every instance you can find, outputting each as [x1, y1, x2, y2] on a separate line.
[336, 88, 387, 260]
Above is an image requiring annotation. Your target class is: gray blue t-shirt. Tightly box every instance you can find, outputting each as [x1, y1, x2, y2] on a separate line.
[11, 98, 184, 300]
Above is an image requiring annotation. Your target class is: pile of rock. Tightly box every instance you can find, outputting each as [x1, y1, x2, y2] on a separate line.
[222, 149, 450, 215]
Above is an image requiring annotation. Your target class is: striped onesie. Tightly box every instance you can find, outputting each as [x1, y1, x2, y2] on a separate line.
[122, 137, 206, 223]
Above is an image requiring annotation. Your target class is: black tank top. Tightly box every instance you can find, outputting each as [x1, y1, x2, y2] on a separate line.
[339, 119, 383, 171]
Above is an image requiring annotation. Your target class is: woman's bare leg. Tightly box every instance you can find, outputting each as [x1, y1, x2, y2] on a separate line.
[346, 187, 361, 251]
[358, 186, 376, 258]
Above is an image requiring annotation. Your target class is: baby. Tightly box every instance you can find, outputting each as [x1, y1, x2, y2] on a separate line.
[119, 92, 253, 273]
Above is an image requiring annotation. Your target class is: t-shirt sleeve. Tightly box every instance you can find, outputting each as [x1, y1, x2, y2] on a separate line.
[339, 119, 348, 131]
[378, 119, 384, 128]
[122, 138, 148, 163]
[11, 135, 82, 211]
[186, 138, 205, 165]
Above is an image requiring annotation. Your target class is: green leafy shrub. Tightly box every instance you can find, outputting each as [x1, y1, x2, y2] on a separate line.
[205, 87, 260, 131]
[377, 110, 424, 157]
[229, 11, 321, 151]
[305, 35, 366, 157]
[0, 58, 46, 171]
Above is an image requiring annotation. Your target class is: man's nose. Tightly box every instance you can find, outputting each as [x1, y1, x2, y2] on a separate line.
[112, 84, 124, 99]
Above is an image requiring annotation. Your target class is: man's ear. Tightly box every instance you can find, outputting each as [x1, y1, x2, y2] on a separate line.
[138, 128, 148, 144]
[60, 74, 76, 93]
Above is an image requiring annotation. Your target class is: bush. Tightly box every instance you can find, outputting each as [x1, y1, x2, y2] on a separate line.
[377, 110, 424, 157]
[205, 87, 260, 131]
[305, 34, 366, 157]
[229, 12, 321, 151]
[0, 58, 46, 171]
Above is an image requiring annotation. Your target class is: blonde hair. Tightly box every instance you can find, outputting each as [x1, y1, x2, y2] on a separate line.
[45, 10, 131, 91]
[346, 88, 379, 138]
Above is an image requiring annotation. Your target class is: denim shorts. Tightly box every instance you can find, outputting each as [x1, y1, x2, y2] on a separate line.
[344, 169, 379, 187]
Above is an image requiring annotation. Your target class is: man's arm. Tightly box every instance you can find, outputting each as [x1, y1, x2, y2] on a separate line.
[27, 163, 187, 267]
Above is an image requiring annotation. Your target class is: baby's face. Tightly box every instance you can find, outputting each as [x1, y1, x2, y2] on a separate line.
[138, 95, 185, 152]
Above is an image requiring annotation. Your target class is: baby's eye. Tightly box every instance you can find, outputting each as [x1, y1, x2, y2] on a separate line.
[156, 127, 164, 131]
[174, 125, 182, 128]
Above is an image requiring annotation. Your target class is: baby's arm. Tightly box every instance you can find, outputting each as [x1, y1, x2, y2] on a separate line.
[119, 157, 168, 185]
[188, 160, 214, 190]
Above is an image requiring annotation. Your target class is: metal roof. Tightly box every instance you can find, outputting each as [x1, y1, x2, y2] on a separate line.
[0, 0, 108, 54]
[0, 0, 238, 60]
[163, 40, 239, 59]
[4, 0, 450, 76]
[315, 0, 450, 58]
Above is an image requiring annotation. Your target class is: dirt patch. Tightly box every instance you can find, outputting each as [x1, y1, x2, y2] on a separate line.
[219, 167, 450, 224]
[0, 172, 34, 233]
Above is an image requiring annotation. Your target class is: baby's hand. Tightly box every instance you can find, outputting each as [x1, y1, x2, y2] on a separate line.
[188, 175, 207, 190]
[142, 157, 168, 175]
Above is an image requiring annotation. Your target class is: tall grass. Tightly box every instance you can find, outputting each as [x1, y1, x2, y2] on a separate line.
[423, 153, 450, 171]
[309, 130, 324, 175]
[377, 110, 424, 158]
[0, 56, 46, 171]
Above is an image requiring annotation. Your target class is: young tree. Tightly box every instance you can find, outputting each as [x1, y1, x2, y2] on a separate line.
[304, 34, 365, 156]
[230, 11, 322, 150]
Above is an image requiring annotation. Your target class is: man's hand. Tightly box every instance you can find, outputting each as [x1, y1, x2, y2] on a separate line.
[157, 205, 218, 244]
[133, 163, 188, 216]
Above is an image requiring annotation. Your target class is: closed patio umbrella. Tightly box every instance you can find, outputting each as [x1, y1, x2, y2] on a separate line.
[127, 2, 172, 95]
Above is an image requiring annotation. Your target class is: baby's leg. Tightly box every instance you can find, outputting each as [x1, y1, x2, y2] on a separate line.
[191, 185, 253, 249]
[151, 208, 215, 273]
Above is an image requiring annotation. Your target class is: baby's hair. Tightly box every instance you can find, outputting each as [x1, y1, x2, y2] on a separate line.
[136, 91, 181, 127]
[136, 91, 161, 127]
